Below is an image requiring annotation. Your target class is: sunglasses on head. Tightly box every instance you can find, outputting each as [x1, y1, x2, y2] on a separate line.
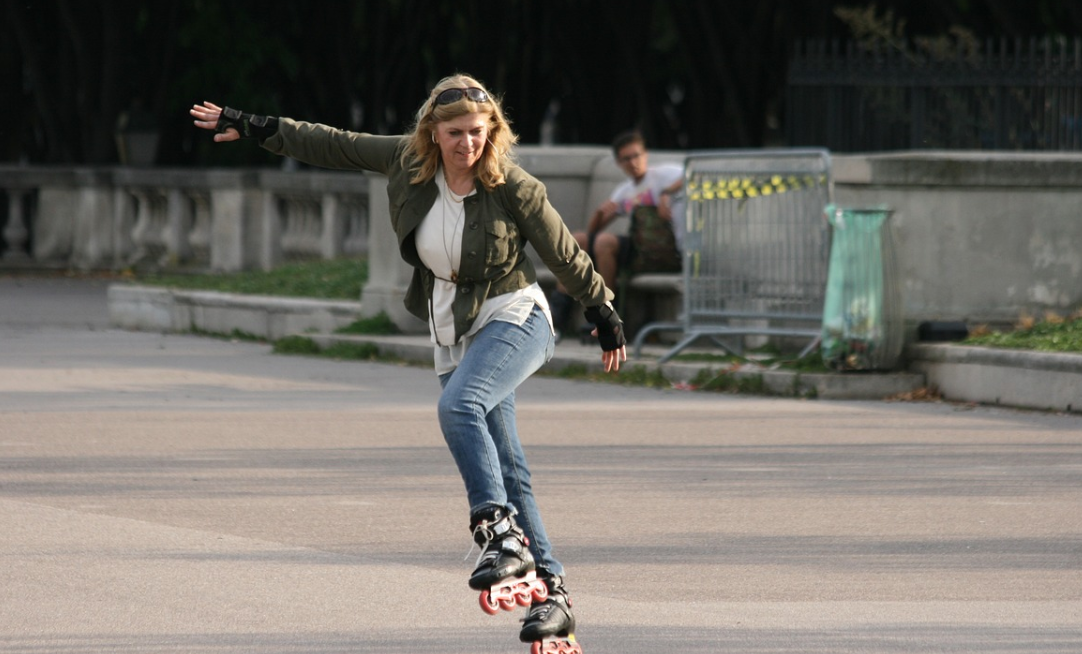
[434, 87, 490, 105]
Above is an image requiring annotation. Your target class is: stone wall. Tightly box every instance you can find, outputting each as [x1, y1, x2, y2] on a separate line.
[834, 152, 1082, 327]
[6, 150, 1082, 338]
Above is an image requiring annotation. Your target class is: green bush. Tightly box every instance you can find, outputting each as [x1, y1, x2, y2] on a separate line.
[273, 335, 321, 355]
[322, 342, 381, 360]
[336, 312, 401, 335]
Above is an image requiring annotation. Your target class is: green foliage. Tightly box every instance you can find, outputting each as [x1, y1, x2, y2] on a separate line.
[775, 351, 831, 373]
[174, 0, 300, 166]
[673, 347, 829, 372]
[190, 327, 264, 343]
[964, 317, 1082, 353]
[135, 259, 366, 300]
[322, 341, 382, 360]
[690, 369, 768, 395]
[271, 335, 414, 366]
[273, 335, 321, 355]
[336, 312, 401, 335]
[610, 365, 670, 388]
[543, 363, 669, 388]
[550, 364, 590, 379]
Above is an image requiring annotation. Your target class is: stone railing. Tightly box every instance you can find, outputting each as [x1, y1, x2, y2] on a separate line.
[0, 166, 369, 272]
[7, 149, 1082, 337]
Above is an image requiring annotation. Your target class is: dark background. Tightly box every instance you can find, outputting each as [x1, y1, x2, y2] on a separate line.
[3, 0, 1080, 166]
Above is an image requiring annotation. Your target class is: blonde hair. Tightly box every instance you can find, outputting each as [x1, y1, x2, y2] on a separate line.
[401, 74, 518, 191]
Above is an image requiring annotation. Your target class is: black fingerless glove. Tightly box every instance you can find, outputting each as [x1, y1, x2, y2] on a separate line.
[215, 106, 279, 140]
[584, 303, 627, 352]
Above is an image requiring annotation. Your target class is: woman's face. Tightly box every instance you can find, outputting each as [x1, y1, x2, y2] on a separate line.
[435, 112, 489, 174]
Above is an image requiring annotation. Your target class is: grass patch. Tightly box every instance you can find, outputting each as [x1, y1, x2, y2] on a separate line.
[672, 352, 740, 364]
[322, 341, 382, 360]
[271, 334, 416, 366]
[671, 348, 831, 373]
[190, 327, 265, 343]
[774, 351, 831, 373]
[689, 368, 769, 394]
[335, 312, 401, 335]
[134, 258, 367, 300]
[964, 314, 1082, 353]
[543, 364, 671, 388]
[273, 335, 322, 355]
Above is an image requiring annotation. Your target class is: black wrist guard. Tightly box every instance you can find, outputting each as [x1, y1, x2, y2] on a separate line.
[215, 106, 279, 140]
[584, 303, 627, 352]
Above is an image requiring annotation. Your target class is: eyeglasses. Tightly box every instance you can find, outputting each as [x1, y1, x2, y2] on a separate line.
[434, 87, 490, 106]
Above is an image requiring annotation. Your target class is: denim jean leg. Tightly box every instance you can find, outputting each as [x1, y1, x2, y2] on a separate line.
[437, 308, 554, 509]
[486, 390, 564, 576]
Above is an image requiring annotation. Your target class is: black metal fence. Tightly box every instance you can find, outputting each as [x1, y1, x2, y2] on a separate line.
[786, 37, 1082, 151]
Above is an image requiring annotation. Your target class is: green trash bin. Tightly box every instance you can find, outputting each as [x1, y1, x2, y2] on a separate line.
[821, 205, 904, 371]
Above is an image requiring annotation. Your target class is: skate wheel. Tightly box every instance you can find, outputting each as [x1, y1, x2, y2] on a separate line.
[497, 595, 516, 611]
[478, 590, 500, 615]
[515, 588, 533, 607]
[530, 642, 543, 654]
[531, 582, 549, 603]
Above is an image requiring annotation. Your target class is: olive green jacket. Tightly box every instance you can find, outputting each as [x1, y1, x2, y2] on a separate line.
[262, 118, 611, 342]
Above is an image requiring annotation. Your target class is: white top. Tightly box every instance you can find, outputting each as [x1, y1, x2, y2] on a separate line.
[609, 163, 687, 250]
[414, 170, 554, 374]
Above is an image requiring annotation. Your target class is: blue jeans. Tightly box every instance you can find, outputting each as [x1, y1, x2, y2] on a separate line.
[437, 306, 561, 575]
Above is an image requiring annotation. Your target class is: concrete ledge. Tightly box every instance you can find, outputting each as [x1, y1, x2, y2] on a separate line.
[108, 284, 362, 340]
[307, 333, 925, 400]
[909, 343, 1082, 413]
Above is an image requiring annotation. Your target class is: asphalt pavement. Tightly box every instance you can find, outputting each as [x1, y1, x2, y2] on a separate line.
[1, 274, 1081, 654]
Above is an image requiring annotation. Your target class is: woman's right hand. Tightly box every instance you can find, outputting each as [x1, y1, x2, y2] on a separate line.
[190, 101, 239, 142]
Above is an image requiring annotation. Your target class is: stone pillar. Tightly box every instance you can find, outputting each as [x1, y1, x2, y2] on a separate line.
[111, 188, 135, 270]
[320, 192, 343, 260]
[163, 188, 191, 267]
[70, 169, 113, 270]
[359, 175, 426, 333]
[209, 187, 246, 272]
[257, 189, 282, 272]
[2, 190, 29, 260]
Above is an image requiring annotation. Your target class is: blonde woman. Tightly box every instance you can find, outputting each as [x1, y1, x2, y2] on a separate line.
[192, 74, 625, 653]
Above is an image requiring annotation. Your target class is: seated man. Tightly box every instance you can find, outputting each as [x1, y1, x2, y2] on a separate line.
[551, 129, 684, 339]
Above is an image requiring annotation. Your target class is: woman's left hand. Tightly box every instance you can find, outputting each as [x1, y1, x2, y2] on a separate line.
[595, 330, 627, 373]
[602, 345, 627, 372]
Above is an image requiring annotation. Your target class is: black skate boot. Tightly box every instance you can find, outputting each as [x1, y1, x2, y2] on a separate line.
[520, 574, 581, 653]
[469, 506, 548, 614]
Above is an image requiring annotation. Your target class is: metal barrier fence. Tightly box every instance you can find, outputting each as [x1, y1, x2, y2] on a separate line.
[633, 149, 833, 363]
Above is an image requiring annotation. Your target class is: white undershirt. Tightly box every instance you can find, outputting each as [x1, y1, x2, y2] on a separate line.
[414, 170, 554, 374]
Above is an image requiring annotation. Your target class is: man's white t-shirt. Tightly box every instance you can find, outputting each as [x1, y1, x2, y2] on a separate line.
[609, 163, 686, 250]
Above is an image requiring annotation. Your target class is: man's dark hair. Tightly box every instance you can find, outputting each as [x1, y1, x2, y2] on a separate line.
[611, 129, 645, 156]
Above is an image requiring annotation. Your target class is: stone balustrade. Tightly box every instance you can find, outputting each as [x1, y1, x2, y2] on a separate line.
[6, 149, 1082, 337]
[0, 166, 369, 273]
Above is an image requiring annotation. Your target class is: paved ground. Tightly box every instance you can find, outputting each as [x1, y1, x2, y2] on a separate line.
[2, 275, 1081, 653]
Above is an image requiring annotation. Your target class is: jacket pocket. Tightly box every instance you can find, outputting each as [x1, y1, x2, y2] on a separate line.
[484, 219, 514, 265]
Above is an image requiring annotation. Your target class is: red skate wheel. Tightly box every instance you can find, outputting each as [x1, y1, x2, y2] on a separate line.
[498, 595, 516, 611]
[478, 590, 500, 615]
[531, 582, 549, 602]
[531, 642, 543, 654]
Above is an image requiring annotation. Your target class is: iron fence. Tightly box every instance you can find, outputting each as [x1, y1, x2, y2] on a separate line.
[787, 37, 1082, 151]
